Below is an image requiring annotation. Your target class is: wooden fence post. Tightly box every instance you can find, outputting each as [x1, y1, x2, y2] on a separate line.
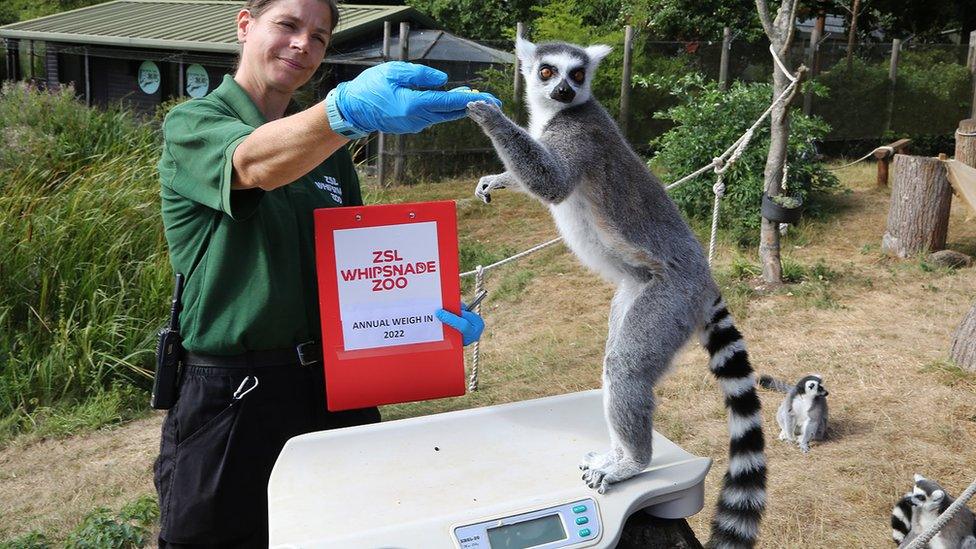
[969, 30, 976, 118]
[513, 22, 524, 124]
[802, 20, 821, 115]
[881, 154, 952, 258]
[718, 26, 731, 91]
[882, 38, 900, 134]
[377, 21, 392, 187]
[619, 25, 633, 138]
[392, 22, 409, 183]
[957, 119, 976, 169]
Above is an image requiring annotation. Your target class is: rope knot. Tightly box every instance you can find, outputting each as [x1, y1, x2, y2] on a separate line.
[712, 180, 726, 197]
[712, 157, 725, 173]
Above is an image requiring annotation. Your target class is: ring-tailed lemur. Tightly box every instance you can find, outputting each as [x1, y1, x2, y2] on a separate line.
[892, 474, 976, 548]
[467, 38, 766, 548]
[758, 374, 828, 453]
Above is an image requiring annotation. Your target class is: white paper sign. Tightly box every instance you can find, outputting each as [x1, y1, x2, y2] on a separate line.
[333, 222, 443, 351]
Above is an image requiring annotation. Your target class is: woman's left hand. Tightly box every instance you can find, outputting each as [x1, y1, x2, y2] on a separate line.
[435, 307, 485, 346]
[331, 62, 502, 135]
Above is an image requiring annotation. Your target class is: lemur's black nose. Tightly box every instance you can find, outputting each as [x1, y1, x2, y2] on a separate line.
[550, 80, 575, 103]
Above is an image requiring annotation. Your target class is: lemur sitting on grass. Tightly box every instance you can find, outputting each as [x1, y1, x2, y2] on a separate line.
[467, 38, 767, 548]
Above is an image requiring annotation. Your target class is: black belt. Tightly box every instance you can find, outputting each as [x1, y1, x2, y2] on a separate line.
[183, 341, 321, 368]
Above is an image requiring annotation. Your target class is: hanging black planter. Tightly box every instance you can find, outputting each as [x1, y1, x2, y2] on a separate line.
[761, 193, 803, 224]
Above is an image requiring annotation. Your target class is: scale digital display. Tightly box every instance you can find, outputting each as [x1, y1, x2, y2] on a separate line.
[486, 513, 567, 548]
[453, 498, 600, 549]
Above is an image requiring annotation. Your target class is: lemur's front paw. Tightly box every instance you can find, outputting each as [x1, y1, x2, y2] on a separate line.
[466, 100, 502, 126]
[474, 174, 507, 204]
[799, 442, 810, 453]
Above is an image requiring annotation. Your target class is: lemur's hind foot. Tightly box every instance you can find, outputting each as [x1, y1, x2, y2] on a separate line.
[581, 457, 648, 494]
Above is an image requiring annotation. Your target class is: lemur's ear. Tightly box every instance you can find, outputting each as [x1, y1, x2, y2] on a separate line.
[585, 44, 613, 65]
[914, 473, 925, 483]
[931, 490, 945, 501]
[515, 37, 537, 66]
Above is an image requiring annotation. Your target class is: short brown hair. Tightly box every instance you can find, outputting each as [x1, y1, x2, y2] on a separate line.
[243, 0, 340, 32]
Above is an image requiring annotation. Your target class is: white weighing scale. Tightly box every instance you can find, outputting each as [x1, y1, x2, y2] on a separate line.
[268, 390, 711, 548]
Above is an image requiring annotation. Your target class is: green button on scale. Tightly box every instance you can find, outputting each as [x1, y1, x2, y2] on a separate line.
[575, 516, 589, 525]
[579, 528, 592, 537]
[572, 505, 587, 513]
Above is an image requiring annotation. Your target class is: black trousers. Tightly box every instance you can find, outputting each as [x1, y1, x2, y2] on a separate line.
[153, 362, 380, 547]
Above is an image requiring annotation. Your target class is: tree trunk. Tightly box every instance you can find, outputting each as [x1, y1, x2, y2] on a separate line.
[881, 155, 952, 258]
[957, 118, 976, 169]
[761, 58, 790, 283]
[756, 0, 800, 284]
[950, 302, 976, 372]
[845, 0, 861, 70]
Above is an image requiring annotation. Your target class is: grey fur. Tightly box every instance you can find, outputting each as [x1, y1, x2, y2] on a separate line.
[896, 474, 976, 549]
[760, 374, 828, 453]
[468, 38, 766, 549]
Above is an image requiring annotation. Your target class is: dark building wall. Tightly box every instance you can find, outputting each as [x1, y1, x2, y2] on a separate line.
[89, 57, 161, 112]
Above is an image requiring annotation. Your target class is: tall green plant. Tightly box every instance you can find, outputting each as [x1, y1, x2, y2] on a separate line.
[650, 75, 839, 239]
[0, 82, 169, 422]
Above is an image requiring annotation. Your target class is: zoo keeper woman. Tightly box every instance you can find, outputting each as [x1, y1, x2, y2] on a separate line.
[153, 0, 499, 545]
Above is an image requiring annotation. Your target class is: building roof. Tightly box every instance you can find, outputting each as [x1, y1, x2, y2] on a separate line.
[328, 29, 514, 66]
[0, 0, 436, 54]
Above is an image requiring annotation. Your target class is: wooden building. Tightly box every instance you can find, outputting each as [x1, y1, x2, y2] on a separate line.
[0, 0, 512, 114]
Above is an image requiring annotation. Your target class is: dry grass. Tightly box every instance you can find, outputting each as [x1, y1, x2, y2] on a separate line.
[2, 163, 976, 546]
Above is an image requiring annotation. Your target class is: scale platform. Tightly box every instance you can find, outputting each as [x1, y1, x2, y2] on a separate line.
[268, 389, 711, 548]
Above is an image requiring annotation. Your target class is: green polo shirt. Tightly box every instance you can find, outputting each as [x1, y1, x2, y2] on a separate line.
[158, 75, 362, 355]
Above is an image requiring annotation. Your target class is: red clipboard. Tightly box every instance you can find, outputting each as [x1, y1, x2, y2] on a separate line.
[313, 200, 464, 411]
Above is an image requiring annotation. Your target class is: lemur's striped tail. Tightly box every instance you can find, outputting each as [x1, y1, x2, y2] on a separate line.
[702, 298, 766, 549]
[891, 494, 915, 544]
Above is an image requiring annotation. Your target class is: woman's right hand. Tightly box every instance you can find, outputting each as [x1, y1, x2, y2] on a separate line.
[329, 62, 502, 135]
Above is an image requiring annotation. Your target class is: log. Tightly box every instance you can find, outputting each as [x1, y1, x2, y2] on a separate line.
[881, 154, 952, 258]
[950, 302, 976, 372]
[957, 119, 976, 169]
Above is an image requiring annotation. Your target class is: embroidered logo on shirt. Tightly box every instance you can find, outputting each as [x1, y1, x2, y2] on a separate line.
[313, 176, 343, 204]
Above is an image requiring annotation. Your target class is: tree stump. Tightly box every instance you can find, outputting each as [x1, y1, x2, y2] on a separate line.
[881, 154, 952, 258]
[950, 302, 976, 372]
[617, 512, 704, 548]
[958, 119, 976, 169]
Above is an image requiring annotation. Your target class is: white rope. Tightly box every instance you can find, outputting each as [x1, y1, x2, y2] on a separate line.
[904, 476, 976, 549]
[708, 178, 725, 264]
[956, 128, 976, 137]
[828, 146, 893, 172]
[459, 237, 563, 278]
[769, 44, 798, 83]
[467, 266, 485, 391]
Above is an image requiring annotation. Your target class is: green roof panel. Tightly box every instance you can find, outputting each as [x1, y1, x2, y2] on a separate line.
[0, 0, 436, 54]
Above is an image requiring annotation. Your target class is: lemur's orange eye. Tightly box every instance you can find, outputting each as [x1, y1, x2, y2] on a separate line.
[539, 67, 554, 80]
[571, 69, 585, 83]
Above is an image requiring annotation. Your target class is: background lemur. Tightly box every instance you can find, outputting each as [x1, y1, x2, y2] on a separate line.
[467, 38, 766, 548]
[758, 374, 828, 453]
[892, 474, 976, 548]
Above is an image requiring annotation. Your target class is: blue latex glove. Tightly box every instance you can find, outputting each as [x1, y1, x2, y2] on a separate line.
[435, 306, 485, 346]
[334, 61, 502, 135]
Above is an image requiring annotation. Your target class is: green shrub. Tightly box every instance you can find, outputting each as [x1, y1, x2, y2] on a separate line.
[650, 74, 839, 239]
[64, 495, 158, 549]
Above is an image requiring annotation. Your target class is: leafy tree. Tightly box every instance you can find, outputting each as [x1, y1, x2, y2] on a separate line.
[649, 74, 838, 240]
[404, 0, 539, 41]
